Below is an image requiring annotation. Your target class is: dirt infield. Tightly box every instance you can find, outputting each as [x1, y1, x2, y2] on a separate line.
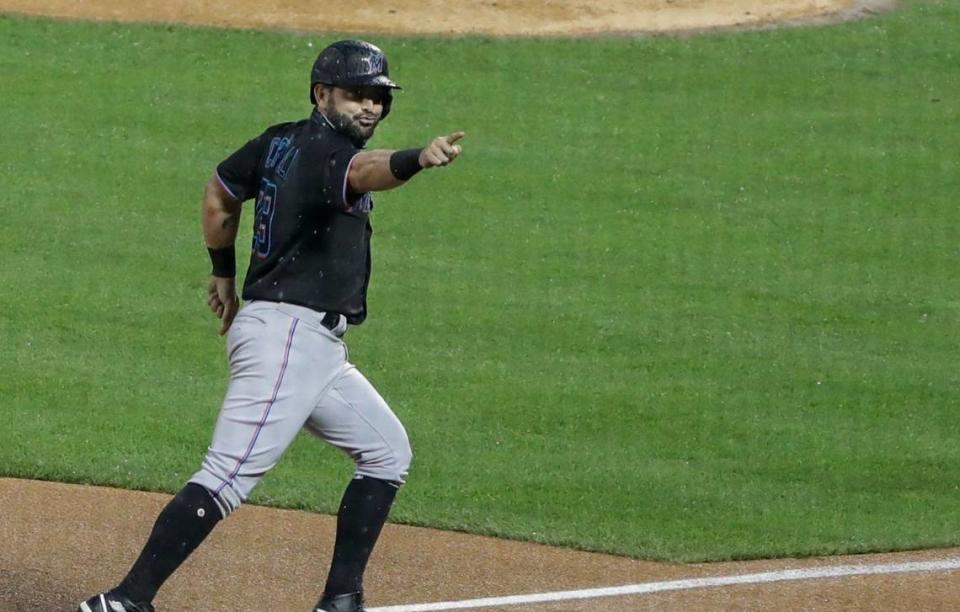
[3, 479, 960, 611]
[7, 1, 949, 610]
[0, 0, 896, 36]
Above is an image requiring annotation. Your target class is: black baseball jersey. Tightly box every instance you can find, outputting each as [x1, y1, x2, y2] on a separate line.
[216, 109, 375, 324]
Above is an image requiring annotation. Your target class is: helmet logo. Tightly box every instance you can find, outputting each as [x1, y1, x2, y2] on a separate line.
[361, 53, 384, 75]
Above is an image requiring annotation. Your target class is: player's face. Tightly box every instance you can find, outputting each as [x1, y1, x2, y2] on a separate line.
[324, 86, 386, 143]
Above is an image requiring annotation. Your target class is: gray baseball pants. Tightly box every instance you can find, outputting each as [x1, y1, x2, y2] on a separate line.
[190, 300, 412, 517]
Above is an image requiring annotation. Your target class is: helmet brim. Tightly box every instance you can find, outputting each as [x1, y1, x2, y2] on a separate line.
[331, 74, 401, 90]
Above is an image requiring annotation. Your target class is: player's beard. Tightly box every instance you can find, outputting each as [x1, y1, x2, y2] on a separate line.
[325, 102, 377, 146]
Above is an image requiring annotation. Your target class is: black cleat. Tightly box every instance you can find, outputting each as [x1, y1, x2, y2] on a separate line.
[314, 591, 365, 612]
[77, 591, 155, 612]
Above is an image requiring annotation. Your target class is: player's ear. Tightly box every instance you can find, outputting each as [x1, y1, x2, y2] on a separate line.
[313, 83, 328, 105]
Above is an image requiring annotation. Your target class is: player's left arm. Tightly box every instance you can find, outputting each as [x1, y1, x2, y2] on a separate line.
[202, 174, 242, 335]
[347, 131, 465, 195]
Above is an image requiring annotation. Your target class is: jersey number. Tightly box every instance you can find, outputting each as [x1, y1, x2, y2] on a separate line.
[253, 178, 278, 259]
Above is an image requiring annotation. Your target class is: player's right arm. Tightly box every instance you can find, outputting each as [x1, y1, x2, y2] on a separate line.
[347, 131, 465, 194]
[202, 129, 269, 335]
[203, 175, 243, 249]
[202, 175, 243, 336]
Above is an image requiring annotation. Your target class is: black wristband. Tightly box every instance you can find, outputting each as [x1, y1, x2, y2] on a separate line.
[389, 148, 424, 181]
[207, 245, 236, 278]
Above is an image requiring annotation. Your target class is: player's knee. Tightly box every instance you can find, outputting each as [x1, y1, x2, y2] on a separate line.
[393, 435, 413, 483]
[356, 431, 413, 485]
[382, 434, 413, 485]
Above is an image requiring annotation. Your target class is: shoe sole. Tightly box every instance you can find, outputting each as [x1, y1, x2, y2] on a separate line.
[79, 593, 105, 612]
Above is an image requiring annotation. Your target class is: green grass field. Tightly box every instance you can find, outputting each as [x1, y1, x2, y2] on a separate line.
[1, 0, 958, 562]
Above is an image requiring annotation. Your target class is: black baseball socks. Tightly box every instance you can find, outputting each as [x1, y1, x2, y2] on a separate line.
[115, 482, 222, 603]
[111, 477, 396, 602]
[323, 476, 399, 596]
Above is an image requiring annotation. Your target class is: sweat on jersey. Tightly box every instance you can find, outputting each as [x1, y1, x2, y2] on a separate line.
[215, 109, 375, 325]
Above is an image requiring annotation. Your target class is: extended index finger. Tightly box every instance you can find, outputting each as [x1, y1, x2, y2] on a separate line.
[445, 131, 465, 145]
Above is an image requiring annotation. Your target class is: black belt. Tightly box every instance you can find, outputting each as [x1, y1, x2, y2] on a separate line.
[320, 311, 341, 331]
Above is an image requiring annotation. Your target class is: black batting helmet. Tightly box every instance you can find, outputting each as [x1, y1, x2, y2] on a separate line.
[310, 40, 401, 119]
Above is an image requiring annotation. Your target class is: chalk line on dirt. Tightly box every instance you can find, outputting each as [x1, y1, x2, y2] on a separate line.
[368, 557, 960, 611]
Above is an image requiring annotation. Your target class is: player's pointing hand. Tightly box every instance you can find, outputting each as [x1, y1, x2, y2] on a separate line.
[419, 131, 465, 168]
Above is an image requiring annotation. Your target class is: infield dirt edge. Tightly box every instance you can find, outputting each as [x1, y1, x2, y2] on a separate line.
[0, 0, 899, 38]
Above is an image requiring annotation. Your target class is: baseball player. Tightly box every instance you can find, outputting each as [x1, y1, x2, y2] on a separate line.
[78, 39, 464, 612]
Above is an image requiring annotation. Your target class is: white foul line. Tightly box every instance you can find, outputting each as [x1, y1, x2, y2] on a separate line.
[367, 557, 960, 611]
